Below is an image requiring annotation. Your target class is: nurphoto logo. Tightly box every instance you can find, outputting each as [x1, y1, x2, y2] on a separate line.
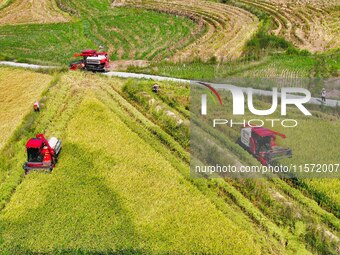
[199, 82, 312, 128]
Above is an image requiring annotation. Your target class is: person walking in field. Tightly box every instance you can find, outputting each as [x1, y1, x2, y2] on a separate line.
[33, 100, 40, 112]
[152, 84, 160, 93]
[321, 88, 326, 103]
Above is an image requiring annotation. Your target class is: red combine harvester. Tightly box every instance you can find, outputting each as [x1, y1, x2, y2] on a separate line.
[69, 49, 109, 72]
[238, 126, 292, 165]
[23, 134, 62, 174]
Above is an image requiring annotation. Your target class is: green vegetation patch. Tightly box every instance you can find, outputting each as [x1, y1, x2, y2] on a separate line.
[131, 51, 339, 86]
[0, 5, 198, 64]
[0, 22, 94, 65]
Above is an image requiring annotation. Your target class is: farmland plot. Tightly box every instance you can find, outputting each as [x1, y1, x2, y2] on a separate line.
[0, 67, 52, 149]
[0, 22, 95, 65]
[49, 0, 203, 61]
[138, 54, 316, 82]
[92, 8, 199, 60]
[0, 72, 264, 254]
[0, 6, 200, 64]
[122, 0, 259, 61]
[238, 0, 340, 52]
[119, 80, 340, 254]
[1, 71, 338, 254]
[206, 92, 340, 220]
[0, 0, 70, 25]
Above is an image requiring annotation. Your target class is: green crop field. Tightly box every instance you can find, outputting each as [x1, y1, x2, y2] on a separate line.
[0, 72, 287, 254]
[0, 4, 200, 64]
[130, 51, 340, 86]
[0, 0, 261, 64]
[121, 80, 340, 254]
[4, 70, 338, 254]
[0, 0, 339, 254]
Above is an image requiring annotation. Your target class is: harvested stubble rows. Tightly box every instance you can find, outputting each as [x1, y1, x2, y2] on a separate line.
[239, 0, 340, 52]
[120, 0, 259, 61]
[0, 0, 70, 25]
[0, 67, 52, 149]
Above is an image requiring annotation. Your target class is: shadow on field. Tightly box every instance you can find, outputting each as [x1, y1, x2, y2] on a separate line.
[0, 143, 149, 254]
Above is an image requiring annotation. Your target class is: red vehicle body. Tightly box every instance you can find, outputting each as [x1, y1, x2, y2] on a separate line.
[23, 134, 62, 174]
[70, 49, 109, 72]
[239, 126, 292, 165]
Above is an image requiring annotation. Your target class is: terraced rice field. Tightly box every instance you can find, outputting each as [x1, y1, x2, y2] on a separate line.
[220, 57, 315, 84]
[121, 79, 340, 254]
[92, 8, 199, 60]
[0, 72, 283, 254]
[0, 0, 70, 25]
[0, 67, 52, 149]
[0, 0, 258, 63]
[0, 0, 339, 253]
[0, 22, 95, 65]
[122, 0, 259, 61]
[238, 0, 340, 52]
[0, 2, 201, 63]
[0, 68, 339, 254]
[54, 0, 203, 61]
[130, 54, 317, 84]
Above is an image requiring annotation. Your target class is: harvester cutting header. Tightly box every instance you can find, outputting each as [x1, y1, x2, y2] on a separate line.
[23, 134, 62, 174]
[70, 49, 109, 72]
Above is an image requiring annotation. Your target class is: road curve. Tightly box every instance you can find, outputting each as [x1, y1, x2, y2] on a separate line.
[1, 61, 339, 107]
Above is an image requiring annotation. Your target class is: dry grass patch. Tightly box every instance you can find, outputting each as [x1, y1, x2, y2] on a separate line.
[0, 67, 52, 148]
[0, 0, 70, 25]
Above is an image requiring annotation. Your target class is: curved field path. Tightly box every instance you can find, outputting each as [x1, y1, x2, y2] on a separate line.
[119, 0, 259, 62]
[0, 0, 70, 25]
[239, 0, 340, 52]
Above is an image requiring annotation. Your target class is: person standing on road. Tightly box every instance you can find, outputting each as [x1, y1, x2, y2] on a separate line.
[321, 88, 326, 103]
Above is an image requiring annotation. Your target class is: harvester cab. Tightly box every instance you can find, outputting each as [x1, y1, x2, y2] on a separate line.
[70, 49, 109, 72]
[239, 127, 292, 165]
[23, 134, 62, 174]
